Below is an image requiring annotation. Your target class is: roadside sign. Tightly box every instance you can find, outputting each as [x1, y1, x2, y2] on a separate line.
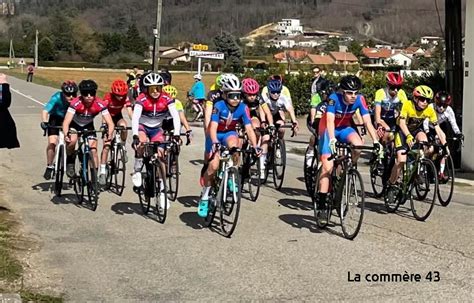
[192, 44, 209, 51]
[189, 51, 224, 60]
[18, 58, 25, 65]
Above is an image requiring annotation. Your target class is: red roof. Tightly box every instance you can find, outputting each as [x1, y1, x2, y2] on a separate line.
[362, 47, 391, 59]
[329, 51, 358, 62]
[307, 54, 334, 65]
[273, 50, 308, 62]
[404, 46, 425, 55]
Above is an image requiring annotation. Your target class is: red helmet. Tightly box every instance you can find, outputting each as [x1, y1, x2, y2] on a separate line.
[434, 91, 452, 106]
[242, 78, 260, 95]
[111, 79, 128, 96]
[386, 72, 403, 87]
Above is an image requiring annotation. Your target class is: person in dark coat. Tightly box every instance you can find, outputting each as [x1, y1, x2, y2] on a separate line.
[0, 73, 20, 149]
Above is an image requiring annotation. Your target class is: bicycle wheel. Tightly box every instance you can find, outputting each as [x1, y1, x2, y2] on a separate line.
[113, 147, 126, 196]
[261, 148, 272, 185]
[437, 154, 455, 207]
[54, 145, 65, 197]
[370, 156, 385, 197]
[167, 151, 179, 201]
[313, 166, 331, 229]
[154, 163, 168, 224]
[86, 152, 99, 211]
[105, 146, 115, 191]
[219, 167, 242, 237]
[273, 139, 286, 190]
[203, 190, 218, 228]
[73, 153, 84, 204]
[304, 146, 318, 197]
[410, 159, 437, 221]
[340, 169, 365, 240]
[138, 163, 152, 214]
[248, 155, 261, 201]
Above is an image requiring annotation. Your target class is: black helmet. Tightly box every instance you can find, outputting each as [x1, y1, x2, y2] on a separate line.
[339, 75, 362, 91]
[160, 71, 172, 85]
[78, 79, 98, 95]
[61, 80, 78, 95]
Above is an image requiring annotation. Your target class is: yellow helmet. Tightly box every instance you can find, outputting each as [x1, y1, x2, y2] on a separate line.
[163, 85, 178, 98]
[413, 85, 433, 100]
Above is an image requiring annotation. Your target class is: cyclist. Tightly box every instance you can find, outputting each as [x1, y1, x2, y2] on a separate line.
[242, 78, 274, 177]
[261, 75, 292, 101]
[315, 75, 382, 222]
[386, 85, 449, 195]
[204, 74, 227, 130]
[189, 74, 206, 121]
[305, 79, 333, 167]
[131, 73, 181, 209]
[423, 91, 463, 181]
[98, 79, 133, 185]
[374, 72, 408, 142]
[40, 81, 78, 179]
[162, 84, 193, 140]
[63, 80, 114, 178]
[198, 76, 261, 218]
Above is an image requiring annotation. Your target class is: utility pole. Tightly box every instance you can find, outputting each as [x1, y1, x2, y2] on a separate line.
[35, 29, 39, 67]
[152, 0, 163, 71]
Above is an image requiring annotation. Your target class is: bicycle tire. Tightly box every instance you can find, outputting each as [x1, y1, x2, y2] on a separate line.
[138, 163, 152, 214]
[437, 154, 455, 207]
[261, 148, 272, 185]
[203, 189, 218, 228]
[167, 151, 179, 201]
[248, 154, 261, 201]
[114, 147, 126, 196]
[54, 145, 65, 197]
[410, 159, 437, 221]
[86, 152, 99, 211]
[304, 146, 318, 197]
[273, 139, 286, 190]
[154, 162, 168, 224]
[369, 158, 385, 198]
[340, 169, 365, 240]
[219, 167, 242, 237]
[105, 146, 115, 191]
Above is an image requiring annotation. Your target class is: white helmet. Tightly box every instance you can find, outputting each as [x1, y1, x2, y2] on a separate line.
[143, 72, 165, 87]
[221, 74, 241, 92]
[193, 74, 202, 80]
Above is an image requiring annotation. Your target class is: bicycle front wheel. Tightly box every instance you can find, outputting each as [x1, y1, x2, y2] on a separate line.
[86, 152, 99, 211]
[54, 145, 65, 197]
[340, 169, 365, 240]
[138, 164, 152, 214]
[248, 155, 261, 201]
[273, 139, 286, 190]
[370, 157, 385, 198]
[304, 146, 318, 197]
[219, 167, 242, 237]
[167, 151, 179, 201]
[112, 146, 127, 196]
[410, 159, 437, 221]
[437, 154, 455, 207]
[154, 163, 168, 224]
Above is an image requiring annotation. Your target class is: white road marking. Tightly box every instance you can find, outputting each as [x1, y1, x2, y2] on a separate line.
[10, 87, 45, 106]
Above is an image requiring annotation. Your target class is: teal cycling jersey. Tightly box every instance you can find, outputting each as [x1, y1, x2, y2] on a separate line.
[44, 91, 69, 118]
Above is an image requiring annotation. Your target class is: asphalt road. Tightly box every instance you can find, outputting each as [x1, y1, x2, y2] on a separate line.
[0, 76, 473, 301]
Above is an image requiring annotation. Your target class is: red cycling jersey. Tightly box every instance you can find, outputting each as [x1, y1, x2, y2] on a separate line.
[135, 92, 174, 128]
[68, 96, 109, 127]
[102, 92, 131, 116]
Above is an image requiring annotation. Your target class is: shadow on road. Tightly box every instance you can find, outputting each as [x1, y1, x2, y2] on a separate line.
[278, 214, 322, 233]
[179, 211, 208, 230]
[277, 198, 313, 211]
[277, 186, 308, 197]
[296, 177, 305, 183]
[32, 182, 53, 193]
[188, 159, 205, 166]
[176, 195, 200, 208]
[111, 201, 144, 216]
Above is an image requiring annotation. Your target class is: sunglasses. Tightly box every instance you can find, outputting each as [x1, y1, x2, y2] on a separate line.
[65, 93, 77, 98]
[344, 90, 358, 96]
[148, 85, 162, 93]
[389, 85, 401, 91]
[436, 104, 448, 109]
[416, 96, 430, 103]
[270, 91, 281, 95]
[227, 92, 241, 100]
[81, 91, 96, 97]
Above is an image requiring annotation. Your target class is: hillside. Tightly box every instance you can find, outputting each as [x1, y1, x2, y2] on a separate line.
[11, 0, 465, 45]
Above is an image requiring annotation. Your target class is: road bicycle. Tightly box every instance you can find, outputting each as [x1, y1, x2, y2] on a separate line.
[43, 126, 66, 197]
[104, 125, 131, 196]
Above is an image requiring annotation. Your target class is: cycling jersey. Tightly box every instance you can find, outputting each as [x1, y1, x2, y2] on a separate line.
[68, 97, 109, 127]
[206, 89, 224, 107]
[261, 85, 292, 101]
[189, 81, 206, 100]
[374, 88, 408, 120]
[423, 104, 460, 134]
[102, 92, 132, 117]
[262, 93, 292, 114]
[211, 100, 252, 132]
[44, 92, 69, 118]
[398, 100, 437, 133]
[132, 93, 180, 137]
[175, 99, 184, 112]
[243, 95, 266, 118]
[319, 92, 369, 132]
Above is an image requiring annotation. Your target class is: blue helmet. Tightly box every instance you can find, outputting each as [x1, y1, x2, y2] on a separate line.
[267, 79, 283, 93]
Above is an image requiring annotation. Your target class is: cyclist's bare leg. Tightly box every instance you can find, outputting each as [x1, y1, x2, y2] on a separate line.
[89, 138, 99, 168]
[389, 150, 406, 184]
[277, 111, 286, 139]
[118, 119, 128, 142]
[318, 155, 334, 194]
[47, 135, 58, 166]
[347, 132, 363, 164]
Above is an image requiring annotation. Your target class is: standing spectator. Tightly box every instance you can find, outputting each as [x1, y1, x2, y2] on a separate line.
[189, 74, 206, 121]
[310, 67, 326, 96]
[26, 63, 35, 82]
[0, 73, 20, 149]
[126, 65, 140, 100]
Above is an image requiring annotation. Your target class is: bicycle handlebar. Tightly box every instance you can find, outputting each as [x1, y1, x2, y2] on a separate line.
[42, 125, 63, 136]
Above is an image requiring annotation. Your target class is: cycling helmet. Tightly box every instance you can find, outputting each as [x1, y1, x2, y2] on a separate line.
[318, 80, 333, 96]
[413, 85, 434, 100]
[78, 79, 98, 95]
[267, 79, 283, 93]
[386, 72, 403, 86]
[111, 79, 128, 96]
[142, 72, 164, 87]
[61, 80, 78, 95]
[160, 71, 172, 85]
[339, 75, 362, 91]
[193, 74, 202, 80]
[242, 78, 260, 95]
[221, 74, 241, 92]
[163, 85, 178, 98]
[434, 91, 452, 106]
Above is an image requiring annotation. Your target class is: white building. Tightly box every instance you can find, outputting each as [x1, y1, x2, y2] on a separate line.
[388, 52, 412, 68]
[277, 19, 303, 36]
[271, 36, 296, 48]
[420, 36, 443, 45]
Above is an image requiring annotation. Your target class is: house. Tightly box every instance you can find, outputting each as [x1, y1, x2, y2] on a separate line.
[277, 19, 303, 36]
[155, 46, 191, 64]
[361, 47, 392, 67]
[387, 52, 412, 68]
[420, 36, 443, 45]
[271, 36, 296, 48]
[329, 51, 358, 65]
[404, 46, 425, 57]
[273, 50, 308, 63]
[291, 35, 321, 48]
[306, 54, 335, 66]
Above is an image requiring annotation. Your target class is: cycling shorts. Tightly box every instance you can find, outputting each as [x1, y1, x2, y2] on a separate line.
[70, 121, 96, 139]
[111, 113, 125, 125]
[394, 128, 424, 151]
[139, 124, 165, 143]
[319, 126, 358, 156]
[205, 131, 239, 154]
[47, 115, 64, 136]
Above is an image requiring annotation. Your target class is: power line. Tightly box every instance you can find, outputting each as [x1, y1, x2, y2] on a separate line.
[330, 1, 445, 12]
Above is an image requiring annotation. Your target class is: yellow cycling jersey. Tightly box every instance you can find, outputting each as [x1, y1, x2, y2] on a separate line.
[374, 88, 408, 104]
[261, 85, 291, 100]
[398, 100, 437, 132]
[175, 99, 184, 112]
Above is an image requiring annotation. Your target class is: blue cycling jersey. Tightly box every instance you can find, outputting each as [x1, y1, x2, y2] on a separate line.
[211, 100, 252, 132]
[189, 81, 206, 100]
[43, 92, 69, 118]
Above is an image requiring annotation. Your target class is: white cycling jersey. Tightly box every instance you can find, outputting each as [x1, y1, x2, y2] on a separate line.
[423, 104, 460, 134]
[262, 93, 293, 114]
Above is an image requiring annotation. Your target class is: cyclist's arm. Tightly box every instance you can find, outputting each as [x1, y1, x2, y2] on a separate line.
[168, 103, 181, 135]
[422, 118, 430, 134]
[445, 106, 461, 134]
[428, 107, 446, 145]
[363, 113, 379, 143]
[374, 104, 382, 126]
[434, 124, 447, 145]
[310, 108, 316, 124]
[62, 111, 74, 137]
[245, 123, 259, 148]
[179, 112, 191, 132]
[131, 104, 143, 137]
[327, 112, 335, 140]
[286, 104, 297, 123]
[209, 121, 218, 143]
[261, 103, 273, 125]
[398, 102, 411, 137]
[204, 102, 213, 131]
[102, 111, 114, 140]
[41, 109, 49, 123]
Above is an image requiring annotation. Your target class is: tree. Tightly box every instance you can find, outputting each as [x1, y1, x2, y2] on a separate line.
[123, 24, 148, 56]
[324, 37, 339, 52]
[101, 32, 124, 56]
[213, 31, 243, 73]
[38, 37, 55, 61]
[49, 14, 75, 53]
[348, 40, 363, 57]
